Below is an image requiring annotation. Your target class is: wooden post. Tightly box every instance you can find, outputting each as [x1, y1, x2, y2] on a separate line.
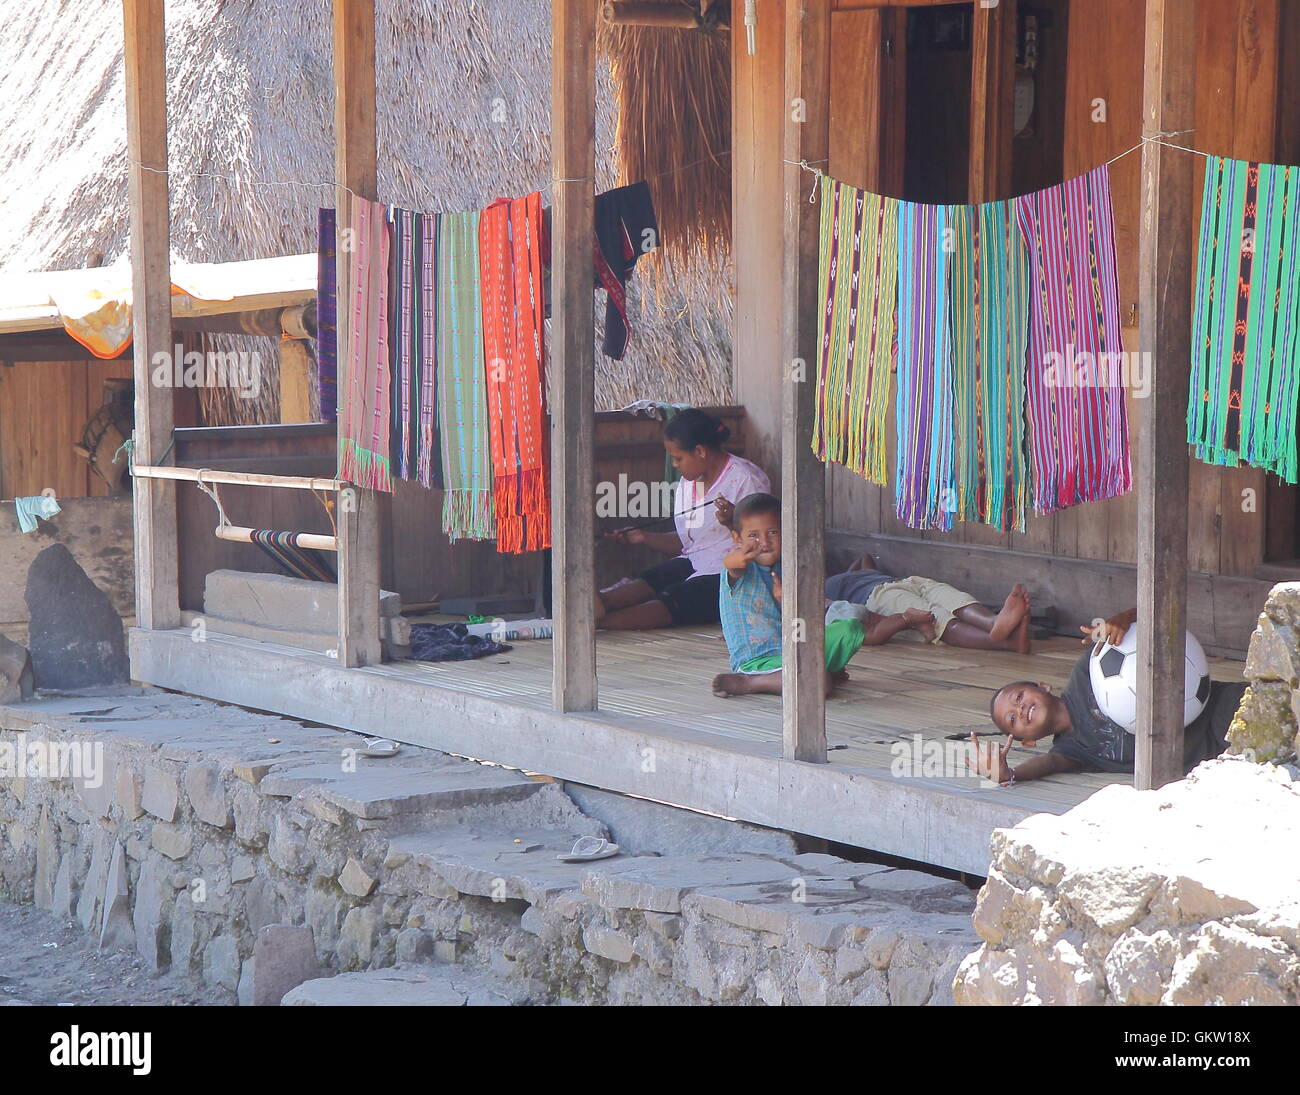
[781, 0, 831, 763]
[550, 0, 598, 712]
[123, 0, 180, 632]
[332, 0, 382, 667]
[1135, 0, 1195, 789]
[969, 0, 1016, 203]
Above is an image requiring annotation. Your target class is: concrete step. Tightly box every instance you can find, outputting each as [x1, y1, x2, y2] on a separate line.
[281, 965, 525, 1006]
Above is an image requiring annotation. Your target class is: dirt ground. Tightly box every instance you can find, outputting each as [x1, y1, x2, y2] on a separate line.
[0, 899, 226, 1006]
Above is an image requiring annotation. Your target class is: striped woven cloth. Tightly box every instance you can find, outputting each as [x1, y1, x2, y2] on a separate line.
[895, 200, 957, 530]
[949, 199, 1031, 532]
[479, 193, 551, 554]
[1015, 165, 1131, 513]
[435, 210, 496, 541]
[1189, 156, 1300, 483]
[338, 196, 394, 493]
[813, 175, 897, 487]
[387, 206, 442, 488]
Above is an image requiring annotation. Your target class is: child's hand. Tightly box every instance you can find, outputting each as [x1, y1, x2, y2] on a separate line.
[771, 574, 782, 603]
[723, 539, 762, 573]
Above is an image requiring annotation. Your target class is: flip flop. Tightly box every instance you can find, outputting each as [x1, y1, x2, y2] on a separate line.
[361, 738, 401, 758]
[556, 836, 620, 862]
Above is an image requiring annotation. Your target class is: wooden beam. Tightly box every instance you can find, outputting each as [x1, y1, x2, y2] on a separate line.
[332, 0, 382, 667]
[123, 0, 180, 631]
[781, 0, 831, 763]
[969, 0, 1016, 203]
[1135, 0, 1196, 789]
[551, 0, 598, 712]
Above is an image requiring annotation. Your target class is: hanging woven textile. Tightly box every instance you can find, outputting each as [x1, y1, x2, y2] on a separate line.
[895, 200, 957, 530]
[317, 208, 339, 424]
[338, 196, 393, 493]
[435, 210, 496, 541]
[387, 206, 442, 489]
[812, 175, 897, 487]
[479, 193, 551, 554]
[1189, 156, 1300, 483]
[1015, 165, 1131, 513]
[949, 198, 1031, 532]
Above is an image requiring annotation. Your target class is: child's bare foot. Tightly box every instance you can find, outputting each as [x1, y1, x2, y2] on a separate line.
[832, 668, 850, 684]
[904, 607, 938, 643]
[712, 671, 782, 697]
[989, 585, 1030, 642]
[1014, 615, 1032, 655]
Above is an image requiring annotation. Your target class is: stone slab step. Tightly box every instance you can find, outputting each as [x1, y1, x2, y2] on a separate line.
[259, 762, 543, 819]
[281, 966, 517, 1006]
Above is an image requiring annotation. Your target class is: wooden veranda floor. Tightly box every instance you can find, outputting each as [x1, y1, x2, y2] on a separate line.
[130, 625, 1245, 875]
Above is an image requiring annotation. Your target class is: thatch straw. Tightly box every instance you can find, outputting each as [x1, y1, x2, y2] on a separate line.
[0, 0, 732, 419]
[597, 1, 732, 285]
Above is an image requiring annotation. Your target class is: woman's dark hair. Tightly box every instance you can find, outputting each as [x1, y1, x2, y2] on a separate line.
[663, 408, 731, 451]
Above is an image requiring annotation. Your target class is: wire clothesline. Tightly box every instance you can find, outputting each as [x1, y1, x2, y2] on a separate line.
[783, 129, 1212, 203]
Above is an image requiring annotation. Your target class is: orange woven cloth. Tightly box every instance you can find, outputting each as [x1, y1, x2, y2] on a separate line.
[479, 193, 550, 553]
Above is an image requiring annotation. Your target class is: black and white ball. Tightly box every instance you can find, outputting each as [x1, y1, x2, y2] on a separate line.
[1087, 623, 1211, 733]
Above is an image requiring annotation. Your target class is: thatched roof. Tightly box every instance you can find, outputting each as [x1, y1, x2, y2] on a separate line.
[0, 0, 732, 413]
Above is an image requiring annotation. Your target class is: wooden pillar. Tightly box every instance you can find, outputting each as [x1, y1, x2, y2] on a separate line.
[781, 0, 831, 763]
[332, 0, 382, 667]
[969, 0, 1016, 203]
[550, 0, 598, 711]
[1135, 0, 1196, 789]
[123, 0, 179, 631]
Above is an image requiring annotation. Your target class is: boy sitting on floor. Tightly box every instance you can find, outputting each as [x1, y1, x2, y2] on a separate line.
[711, 493, 935, 697]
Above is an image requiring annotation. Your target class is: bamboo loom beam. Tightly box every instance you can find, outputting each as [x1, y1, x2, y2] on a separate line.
[214, 527, 339, 553]
[781, 0, 831, 763]
[130, 464, 343, 492]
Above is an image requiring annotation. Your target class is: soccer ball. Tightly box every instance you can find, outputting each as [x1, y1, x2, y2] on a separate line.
[1087, 622, 1211, 733]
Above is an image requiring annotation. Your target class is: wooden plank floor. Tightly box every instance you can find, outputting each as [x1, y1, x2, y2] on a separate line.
[386, 627, 1246, 815]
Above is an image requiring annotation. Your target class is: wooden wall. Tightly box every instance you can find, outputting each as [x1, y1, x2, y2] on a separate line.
[771, 0, 1287, 583]
[0, 360, 134, 499]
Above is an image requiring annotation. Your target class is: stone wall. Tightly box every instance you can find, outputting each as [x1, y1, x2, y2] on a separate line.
[953, 759, 1300, 1005]
[1229, 581, 1300, 764]
[0, 689, 978, 1006]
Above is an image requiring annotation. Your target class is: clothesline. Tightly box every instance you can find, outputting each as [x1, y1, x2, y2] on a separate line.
[785, 129, 1216, 205]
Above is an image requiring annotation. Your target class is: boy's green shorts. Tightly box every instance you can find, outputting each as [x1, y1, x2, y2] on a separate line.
[737, 618, 865, 674]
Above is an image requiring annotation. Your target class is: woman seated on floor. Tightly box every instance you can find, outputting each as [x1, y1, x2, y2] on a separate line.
[596, 409, 771, 630]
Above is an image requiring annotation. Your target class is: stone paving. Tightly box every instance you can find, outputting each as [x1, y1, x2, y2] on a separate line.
[0, 686, 979, 1005]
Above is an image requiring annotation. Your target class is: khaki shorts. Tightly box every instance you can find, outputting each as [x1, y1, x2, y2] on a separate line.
[865, 576, 976, 641]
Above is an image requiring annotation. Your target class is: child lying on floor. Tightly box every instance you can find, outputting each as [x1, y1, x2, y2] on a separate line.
[711, 493, 935, 697]
[825, 554, 1031, 654]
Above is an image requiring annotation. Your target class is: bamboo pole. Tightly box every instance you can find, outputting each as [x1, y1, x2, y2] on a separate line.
[130, 465, 343, 492]
[214, 526, 338, 552]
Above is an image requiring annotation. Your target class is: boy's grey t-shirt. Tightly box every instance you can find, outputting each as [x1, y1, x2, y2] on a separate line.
[824, 568, 895, 605]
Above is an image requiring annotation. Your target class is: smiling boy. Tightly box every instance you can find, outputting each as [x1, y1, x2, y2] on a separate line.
[973, 608, 1247, 785]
